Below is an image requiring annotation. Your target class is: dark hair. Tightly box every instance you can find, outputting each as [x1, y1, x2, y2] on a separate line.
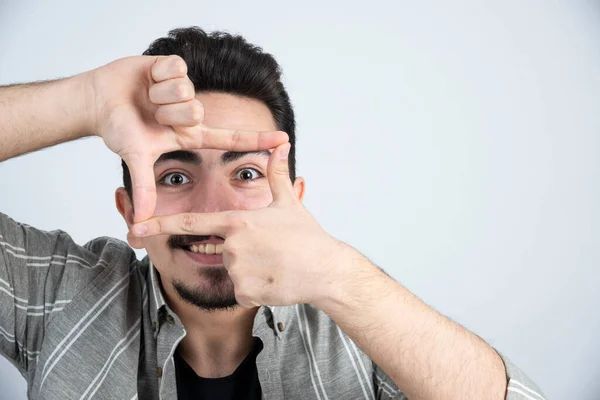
[122, 26, 296, 200]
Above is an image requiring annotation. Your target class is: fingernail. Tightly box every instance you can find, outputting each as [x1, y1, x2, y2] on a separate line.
[133, 224, 147, 236]
[280, 143, 291, 160]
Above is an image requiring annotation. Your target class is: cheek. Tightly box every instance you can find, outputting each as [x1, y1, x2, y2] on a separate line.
[143, 236, 180, 278]
[143, 236, 168, 258]
[236, 188, 274, 210]
[154, 192, 192, 216]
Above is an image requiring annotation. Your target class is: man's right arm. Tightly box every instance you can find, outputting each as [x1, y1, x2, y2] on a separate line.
[0, 56, 193, 374]
[0, 72, 104, 374]
[1, 56, 288, 221]
[0, 74, 95, 162]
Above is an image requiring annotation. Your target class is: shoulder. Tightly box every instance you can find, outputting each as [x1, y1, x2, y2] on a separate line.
[82, 236, 139, 271]
[80, 236, 150, 293]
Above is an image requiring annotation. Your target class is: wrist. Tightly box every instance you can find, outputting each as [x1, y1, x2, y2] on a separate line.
[73, 70, 99, 137]
[310, 241, 376, 312]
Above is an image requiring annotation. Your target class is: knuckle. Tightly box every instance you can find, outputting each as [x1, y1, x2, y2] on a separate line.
[175, 83, 190, 99]
[227, 265, 239, 281]
[171, 56, 188, 76]
[154, 107, 166, 124]
[275, 164, 289, 175]
[235, 293, 249, 307]
[230, 131, 242, 150]
[189, 101, 204, 122]
[163, 54, 188, 77]
[132, 181, 151, 191]
[234, 286, 251, 302]
[225, 212, 248, 231]
[179, 214, 196, 232]
[197, 125, 208, 136]
[155, 218, 163, 235]
[222, 243, 237, 261]
[148, 86, 158, 103]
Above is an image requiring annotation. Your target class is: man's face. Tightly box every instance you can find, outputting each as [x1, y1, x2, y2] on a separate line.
[116, 92, 304, 311]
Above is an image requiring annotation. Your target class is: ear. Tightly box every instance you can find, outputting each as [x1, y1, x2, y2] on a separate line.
[293, 176, 306, 202]
[115, 188, 144, 249]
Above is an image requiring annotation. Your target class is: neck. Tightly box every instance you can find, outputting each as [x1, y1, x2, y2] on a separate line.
[163, 282, 259, 378]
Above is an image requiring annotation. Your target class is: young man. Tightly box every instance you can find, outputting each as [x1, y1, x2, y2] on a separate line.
[0, 27, 544, 399]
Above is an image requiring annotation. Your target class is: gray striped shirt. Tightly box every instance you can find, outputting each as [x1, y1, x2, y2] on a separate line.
[0, 212, 545, 399]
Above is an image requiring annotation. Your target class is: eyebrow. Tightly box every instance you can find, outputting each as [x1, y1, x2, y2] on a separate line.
[155, 150, 201, 167]
[220, 150, 271, 164]
[154, 150, 271, 167]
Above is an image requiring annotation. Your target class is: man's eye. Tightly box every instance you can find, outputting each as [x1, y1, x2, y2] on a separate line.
[234, 168, 263, 181]
[160, 173, 190, 186]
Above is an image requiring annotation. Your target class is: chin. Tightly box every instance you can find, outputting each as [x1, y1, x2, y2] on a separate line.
[173, 270, 238, 312]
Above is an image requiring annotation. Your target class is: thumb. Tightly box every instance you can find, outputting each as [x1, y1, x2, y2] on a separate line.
[124, 152, 157, 223]
[267, 142, 295, 205]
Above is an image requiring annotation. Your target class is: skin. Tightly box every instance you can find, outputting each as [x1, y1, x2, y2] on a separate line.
[116, 93, 305, 377]
[0, 54, 509, 399]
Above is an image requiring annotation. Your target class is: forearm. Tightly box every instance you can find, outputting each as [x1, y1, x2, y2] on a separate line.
[0, 73, 95, 162]
[315, 246, 507, 400]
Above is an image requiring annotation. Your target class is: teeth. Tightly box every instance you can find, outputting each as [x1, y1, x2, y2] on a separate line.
[205, 243, 214, 254]
[188, 243, 223, 255]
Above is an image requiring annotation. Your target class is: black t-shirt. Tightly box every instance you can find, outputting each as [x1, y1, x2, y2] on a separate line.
[174, 338, 263, 400]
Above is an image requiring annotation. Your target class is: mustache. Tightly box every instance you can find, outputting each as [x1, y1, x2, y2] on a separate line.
[168, 235, 213, 249]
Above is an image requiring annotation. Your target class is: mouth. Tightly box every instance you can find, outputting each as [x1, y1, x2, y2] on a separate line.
[173, 236, 225, 266]
[182, 243, 224, 255]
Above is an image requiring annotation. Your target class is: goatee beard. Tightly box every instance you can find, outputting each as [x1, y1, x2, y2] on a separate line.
[172, 266, 239, 312]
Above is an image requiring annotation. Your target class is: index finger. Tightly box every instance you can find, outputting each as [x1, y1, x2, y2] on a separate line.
[131, 212, 232, 238]
[182, 125, 289, 151]
[125, 152, 158, 223]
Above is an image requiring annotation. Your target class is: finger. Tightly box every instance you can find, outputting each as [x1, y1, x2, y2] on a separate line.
[182, 126, 289, 151]
[131, 212, 232, 238]
[126, 231, 146, 249]
[124, 152, 158, 223]
[155, 99, 204, 127]
[149, 77, 195, 105]
[267, 142, 295, 204]
[151, 55, 188, 82]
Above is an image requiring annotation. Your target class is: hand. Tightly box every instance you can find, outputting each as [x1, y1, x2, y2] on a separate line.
[130, 142, 350, 307]
[87, 55, 288, 222]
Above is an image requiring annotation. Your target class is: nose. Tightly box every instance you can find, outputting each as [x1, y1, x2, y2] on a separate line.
[189, 177, 242, 214]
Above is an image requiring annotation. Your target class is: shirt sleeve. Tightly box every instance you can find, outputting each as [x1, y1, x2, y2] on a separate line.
[373, 364, 407, 400]
[372, 350, 545, 400]
[499, 351, 547, 400]
[0, 212, 107, 374]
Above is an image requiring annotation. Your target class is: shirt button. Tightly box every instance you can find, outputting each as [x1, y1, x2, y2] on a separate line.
[166, 314, 175, 324]
[277, 322, 285, 332]
[156, 367, 163, 377]
[152, 321, 157, 331]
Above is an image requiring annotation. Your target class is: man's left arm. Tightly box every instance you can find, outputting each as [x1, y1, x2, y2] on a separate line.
[131, 143, 546, 400]
[314, 244, 545, 400]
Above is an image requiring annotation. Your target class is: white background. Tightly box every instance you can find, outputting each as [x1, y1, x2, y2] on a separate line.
[1, 1, 598, 399]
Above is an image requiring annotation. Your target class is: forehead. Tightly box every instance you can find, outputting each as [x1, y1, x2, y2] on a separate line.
[197, 92, 277, 132]
[154, 93, 276, 167]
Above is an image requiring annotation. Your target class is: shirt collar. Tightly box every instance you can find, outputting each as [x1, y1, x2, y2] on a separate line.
[147, 259, 167, 324]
